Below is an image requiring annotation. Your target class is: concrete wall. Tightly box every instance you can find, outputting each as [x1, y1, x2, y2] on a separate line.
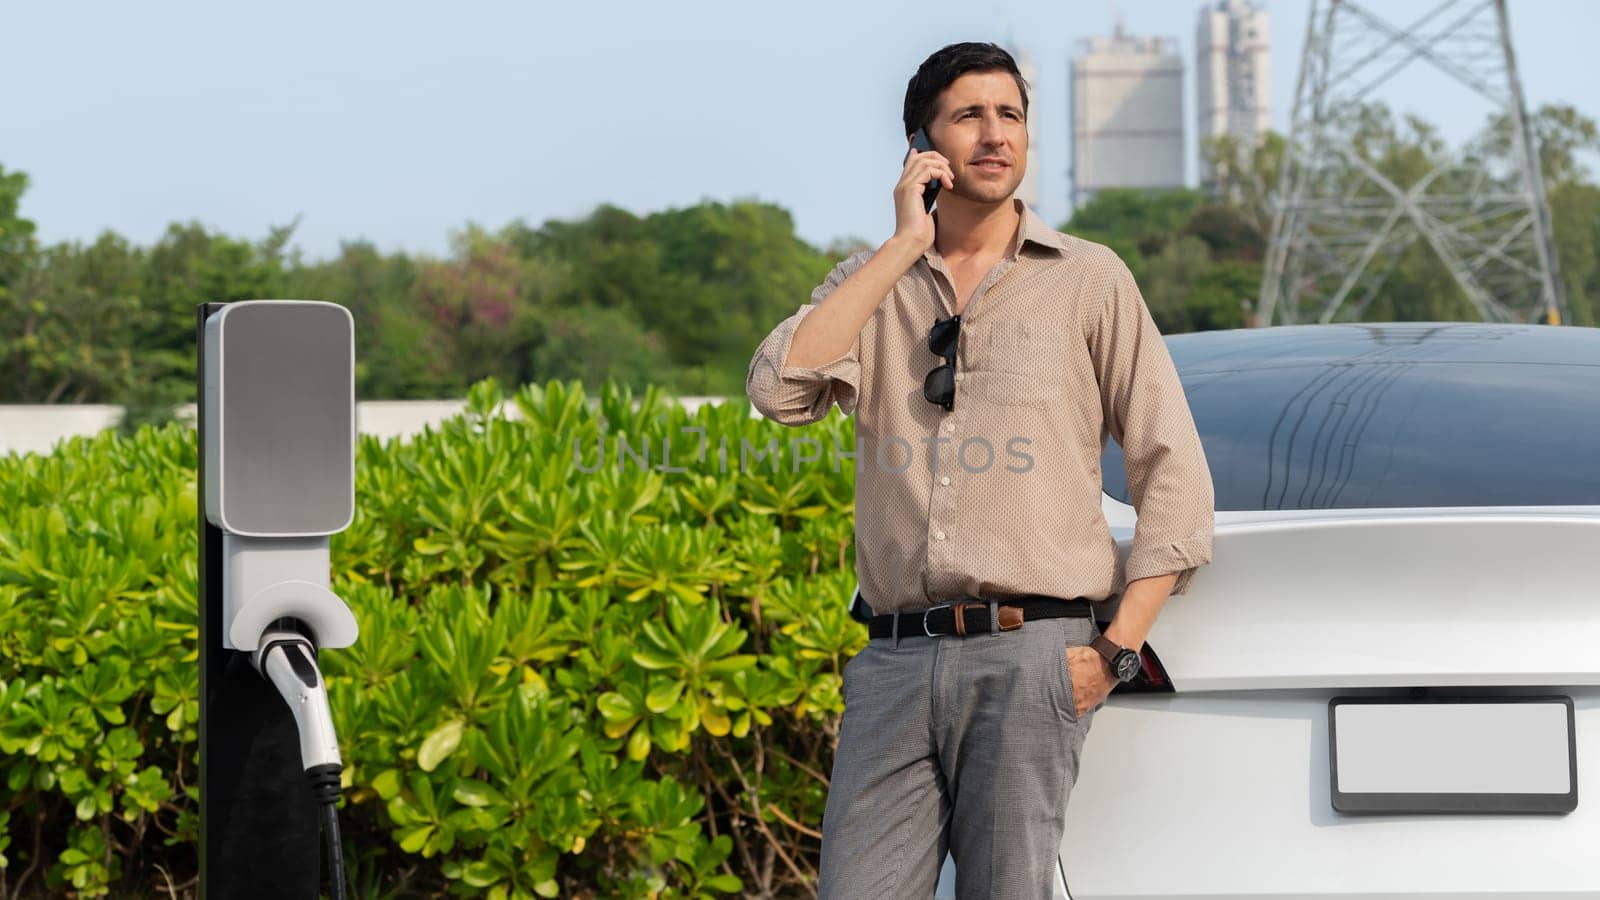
[0, 396, 754, 458]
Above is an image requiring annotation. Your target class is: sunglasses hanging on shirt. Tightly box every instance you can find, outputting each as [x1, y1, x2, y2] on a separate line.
[923, 314, 961, 412]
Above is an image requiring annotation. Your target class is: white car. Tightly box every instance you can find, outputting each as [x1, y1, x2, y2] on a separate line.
[912, 322, 1600, 898]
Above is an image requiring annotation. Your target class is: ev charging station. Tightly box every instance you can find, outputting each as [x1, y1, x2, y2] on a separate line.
[196, 300, 358, 899]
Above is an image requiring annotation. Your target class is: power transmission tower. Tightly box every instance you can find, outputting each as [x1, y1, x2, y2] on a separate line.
[1260, 0, 1566, 326]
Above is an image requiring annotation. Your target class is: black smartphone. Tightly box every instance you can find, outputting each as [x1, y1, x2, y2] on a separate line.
[905, 127, 940, 213]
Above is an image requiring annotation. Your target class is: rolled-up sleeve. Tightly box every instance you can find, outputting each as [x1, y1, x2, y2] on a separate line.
[745, 251, 870, 426]
[1086, 249, 1215, 595]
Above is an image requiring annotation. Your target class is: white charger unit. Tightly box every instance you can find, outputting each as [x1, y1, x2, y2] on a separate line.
[203, 300, 358, 651]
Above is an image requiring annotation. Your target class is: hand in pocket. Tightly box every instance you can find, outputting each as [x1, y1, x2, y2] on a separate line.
[1065, 645, 1114, 718]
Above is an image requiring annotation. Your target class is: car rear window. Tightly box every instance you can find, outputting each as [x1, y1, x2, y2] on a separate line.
[1100, 360, 1600, 510]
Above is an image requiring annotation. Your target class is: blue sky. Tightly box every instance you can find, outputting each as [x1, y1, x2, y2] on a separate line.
[2, 0, 1596, 261]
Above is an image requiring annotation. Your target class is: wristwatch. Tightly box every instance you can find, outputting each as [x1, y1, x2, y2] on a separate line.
[1091, 635, 1141, 684]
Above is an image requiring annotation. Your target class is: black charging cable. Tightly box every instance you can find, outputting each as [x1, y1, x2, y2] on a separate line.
[307, 763, 347, 900]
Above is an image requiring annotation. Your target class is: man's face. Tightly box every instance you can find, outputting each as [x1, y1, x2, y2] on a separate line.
[925, 71, 1028, 206]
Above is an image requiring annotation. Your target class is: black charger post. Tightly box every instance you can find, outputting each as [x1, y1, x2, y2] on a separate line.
[197, 301, 321, 897]
[197, 300, 359, 898]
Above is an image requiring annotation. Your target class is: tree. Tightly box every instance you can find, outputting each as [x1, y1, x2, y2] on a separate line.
[504, 199, 835, 395]
[410, 226, 543, 395]
[1200, 130, 1285, 234]
[1482, 104, 1600, 327]
[1183, 204, 1265, 262]
[8, 233, 155, 407]
[1065, 189, 1255, 334]
[1064, 188, 1204, 270]
[524, 303, 674, 394]
[0, 169, 175, 418]
[0, 165, 35, 290]
[0, 165, 42, 401]
[1142, 236, 1252, 333]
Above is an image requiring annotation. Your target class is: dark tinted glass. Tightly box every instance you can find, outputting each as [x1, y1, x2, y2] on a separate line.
[1100, 325, 1600, 510]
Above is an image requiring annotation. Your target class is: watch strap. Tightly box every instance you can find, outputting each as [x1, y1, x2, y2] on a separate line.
[1092, 634, 1141, 683]
[1090, 634, 1123, 667]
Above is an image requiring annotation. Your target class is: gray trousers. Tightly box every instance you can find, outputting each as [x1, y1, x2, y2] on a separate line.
[817, 613, 1104, 899]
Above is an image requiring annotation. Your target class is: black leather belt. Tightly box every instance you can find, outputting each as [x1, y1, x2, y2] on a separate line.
[866, 595, 1094, 640]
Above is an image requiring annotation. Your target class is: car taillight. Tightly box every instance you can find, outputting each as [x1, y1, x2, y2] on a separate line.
[1138, 647, 1167, 688]
[1107, 637, 1174, 694]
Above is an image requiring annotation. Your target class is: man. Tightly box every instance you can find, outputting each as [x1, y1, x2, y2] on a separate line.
[745, 42, 1214, 899]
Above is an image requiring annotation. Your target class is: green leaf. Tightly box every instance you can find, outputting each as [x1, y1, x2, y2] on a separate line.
[705, 654, 758, 674]
[451, 781, 506, 809]
[626, 727, 651, 761]
[596, 692, 637, 721]
[397, 824, 435, 854]
[418, 719, 465, 772]
[631, 649, 677, 670]
[458, 859, 502, 887]
[644, 680, 684, 714]
[371, 768, 403, 800]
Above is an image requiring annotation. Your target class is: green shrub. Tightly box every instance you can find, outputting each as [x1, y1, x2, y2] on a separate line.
[0, 378, 863, 898]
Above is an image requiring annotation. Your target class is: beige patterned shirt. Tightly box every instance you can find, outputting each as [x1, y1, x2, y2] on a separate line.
[745, 199, 1214, 615]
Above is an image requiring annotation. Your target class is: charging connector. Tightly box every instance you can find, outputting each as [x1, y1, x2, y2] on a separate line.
[254, 622, 341, 771]
[253, 619, 348, 900]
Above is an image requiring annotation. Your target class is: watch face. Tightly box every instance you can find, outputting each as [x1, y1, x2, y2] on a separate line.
[1114, 651, 1141, 682]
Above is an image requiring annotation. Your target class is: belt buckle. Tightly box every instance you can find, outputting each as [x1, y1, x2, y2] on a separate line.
[922, 603, 951, 637]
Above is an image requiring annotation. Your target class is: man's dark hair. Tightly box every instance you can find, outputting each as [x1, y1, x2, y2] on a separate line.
[902, 42, 1030, 140]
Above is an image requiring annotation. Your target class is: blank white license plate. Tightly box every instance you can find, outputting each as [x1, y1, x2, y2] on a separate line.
[1329, 696, 1576, 814]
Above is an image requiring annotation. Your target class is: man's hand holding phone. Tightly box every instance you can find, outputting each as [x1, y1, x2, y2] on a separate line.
[895, 128, 953, 253]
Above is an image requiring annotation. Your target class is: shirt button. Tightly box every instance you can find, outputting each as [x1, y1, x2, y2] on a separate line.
[934, 531, 947, 541]
[953, 372, 964, 382]
[943, 422, 955, 433]
[940, 476, 951, 486]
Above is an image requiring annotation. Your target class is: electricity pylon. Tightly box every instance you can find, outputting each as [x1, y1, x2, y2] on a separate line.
[1260, 0, 1566, 326]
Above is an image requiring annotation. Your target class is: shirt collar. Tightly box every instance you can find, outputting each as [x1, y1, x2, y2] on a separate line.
[925, 198, 1072, 265]
[1013, 198, 1073, 257]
